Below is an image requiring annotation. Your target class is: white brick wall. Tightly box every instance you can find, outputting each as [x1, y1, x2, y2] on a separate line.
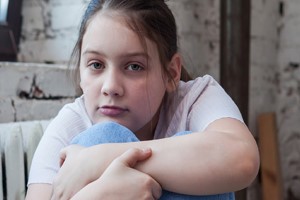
[249, 0, 279, 135]
[277, 1, 300, 199]
[0, 62, 77, 123]
[168, 0, 220, 79]
[249, 0, 300, 199]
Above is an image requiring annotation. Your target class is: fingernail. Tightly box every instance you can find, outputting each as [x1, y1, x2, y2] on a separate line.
[143, 147, 152, 153]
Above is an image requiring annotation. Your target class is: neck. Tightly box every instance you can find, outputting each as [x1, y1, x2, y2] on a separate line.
[135, 108, 161, 141]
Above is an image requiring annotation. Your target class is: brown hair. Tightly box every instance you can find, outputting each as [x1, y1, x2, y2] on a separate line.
[69, 0, 191, 85]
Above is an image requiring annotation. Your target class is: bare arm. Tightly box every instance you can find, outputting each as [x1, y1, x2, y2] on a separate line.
[25, 184, 52, 200]
[58, 118, 259, 195]
[136, 118, 259, 194]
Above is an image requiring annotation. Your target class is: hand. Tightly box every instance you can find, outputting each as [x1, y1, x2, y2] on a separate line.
[51, 145, 100, 200]
[72, 148, 162, 200]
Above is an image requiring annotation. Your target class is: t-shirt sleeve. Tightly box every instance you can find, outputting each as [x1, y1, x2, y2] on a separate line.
[188, 76, 244, 132]
[27, 97, 90, 185]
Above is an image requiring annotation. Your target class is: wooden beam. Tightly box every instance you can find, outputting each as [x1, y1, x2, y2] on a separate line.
[258, 113, 283, 200]
[220, 0, 251, 199]
[220, 0, 250, 123]
[7, 0, 23, 46]
[0, 0, 23, 61]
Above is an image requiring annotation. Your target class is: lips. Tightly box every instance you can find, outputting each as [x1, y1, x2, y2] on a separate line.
[99, 105, 128, 117]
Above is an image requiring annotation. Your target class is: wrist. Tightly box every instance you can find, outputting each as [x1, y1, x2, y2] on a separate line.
[84, 144, 119, 180]
[80, 146, 106, 182]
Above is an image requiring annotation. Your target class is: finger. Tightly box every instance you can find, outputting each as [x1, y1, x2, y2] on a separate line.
[59, 148, 68, 167]
[117, 147, 152, 167]
[152, 180, 162, 200]
[59, 145, 82, 167]
[50, 193, 55, 200]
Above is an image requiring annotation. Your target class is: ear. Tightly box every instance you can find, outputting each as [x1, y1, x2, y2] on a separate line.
[166, 53, 182, 92]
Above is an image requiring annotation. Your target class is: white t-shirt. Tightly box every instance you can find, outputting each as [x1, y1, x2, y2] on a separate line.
[28, 75, 243, 185]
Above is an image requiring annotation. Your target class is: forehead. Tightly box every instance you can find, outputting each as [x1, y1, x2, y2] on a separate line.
[82, 13, 158, 58]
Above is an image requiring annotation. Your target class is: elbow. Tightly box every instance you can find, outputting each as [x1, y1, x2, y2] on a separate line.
[239, 153, 260, 187]
[235, 142, 260, 189]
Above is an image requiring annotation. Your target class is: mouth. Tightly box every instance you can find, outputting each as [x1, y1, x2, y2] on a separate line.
[98, 105, 129, 117]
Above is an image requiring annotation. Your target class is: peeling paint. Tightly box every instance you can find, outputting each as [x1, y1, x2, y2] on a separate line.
[0, 62, 77, 122]
[11, 98, 17, 122]
[279, 1, 284, 17]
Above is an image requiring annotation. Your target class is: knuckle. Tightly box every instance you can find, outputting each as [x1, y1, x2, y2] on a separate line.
[52, 187, 64, 199]
[52, 177, 65, 199]
[127, 147, 139, 155]
[59, 147, 68, 155]
[141, 175, 154, 188]
[52, 176, 59, 186]
[142, 192, 154, 200]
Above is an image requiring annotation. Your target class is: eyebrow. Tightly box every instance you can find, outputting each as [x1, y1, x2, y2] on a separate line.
[82, 49, 149, 59]
[82, 49, 105, 57]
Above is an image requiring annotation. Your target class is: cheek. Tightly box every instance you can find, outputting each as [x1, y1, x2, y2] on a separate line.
[79, 68, 86, 90]
[79, 79, 85, 92]
[146, 78, 166, 110]
[79, 70, 95, 93]
[79, 79, 88, 94]
[151, 71, 167, 93]
[81, 83, 98, 122]
[79, 73, 98, 107]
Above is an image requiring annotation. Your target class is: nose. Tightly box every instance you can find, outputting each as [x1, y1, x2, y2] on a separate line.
[101, 68, 124, 97]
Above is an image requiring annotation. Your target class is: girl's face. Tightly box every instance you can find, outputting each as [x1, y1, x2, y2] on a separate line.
[79, 13, 169, 140]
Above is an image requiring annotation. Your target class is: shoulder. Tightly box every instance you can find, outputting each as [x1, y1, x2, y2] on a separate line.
[185, 75, 244, 131]
[162, 75, 219, 114]
[155, 75, 224, 137]
[53, 95, 90, 126]
[172, 75, 221, 106]
[44, 95, 92, 141]
[60, 95, 87, 117]
[28, 96, 91, 185]
[161, 75, 243, 134]
[178, 75, 219, 94]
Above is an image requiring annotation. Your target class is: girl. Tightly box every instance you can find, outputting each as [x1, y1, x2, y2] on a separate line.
[25, 0, 259, 199]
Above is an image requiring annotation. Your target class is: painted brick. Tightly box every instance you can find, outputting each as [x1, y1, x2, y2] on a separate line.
[13, 98, 74, 122]
[0, 62, 78, 98]
[0, 98, 15, 123]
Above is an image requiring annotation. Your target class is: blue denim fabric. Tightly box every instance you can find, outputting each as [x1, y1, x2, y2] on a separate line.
[71, 122, 235, 200]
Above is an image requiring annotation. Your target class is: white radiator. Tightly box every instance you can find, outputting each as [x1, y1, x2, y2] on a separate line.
[0, 120, 49, 200]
